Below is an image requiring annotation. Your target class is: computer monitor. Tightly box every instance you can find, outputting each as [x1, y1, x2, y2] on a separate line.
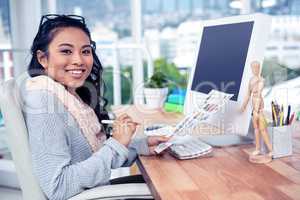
[184, 13, 271, 142]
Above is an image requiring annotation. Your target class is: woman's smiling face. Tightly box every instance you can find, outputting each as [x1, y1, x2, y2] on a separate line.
[37, 27, 93, 89]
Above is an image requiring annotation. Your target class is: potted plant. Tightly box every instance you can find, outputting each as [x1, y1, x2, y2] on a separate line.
[144, 71, 169, 109]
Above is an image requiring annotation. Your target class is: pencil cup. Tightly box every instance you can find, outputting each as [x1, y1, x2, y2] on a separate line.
[261, 125, 293, 158]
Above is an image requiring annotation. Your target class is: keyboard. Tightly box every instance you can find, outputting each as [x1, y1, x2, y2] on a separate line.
[169, 137, 213, 160]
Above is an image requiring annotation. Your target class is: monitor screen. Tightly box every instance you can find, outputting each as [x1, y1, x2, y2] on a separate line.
[191, 21, 254, 101]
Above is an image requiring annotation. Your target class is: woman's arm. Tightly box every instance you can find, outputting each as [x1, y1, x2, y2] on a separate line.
[122, 135, 170, 167]
[24, 90, 129, 200]
[122, 136, 150, 166]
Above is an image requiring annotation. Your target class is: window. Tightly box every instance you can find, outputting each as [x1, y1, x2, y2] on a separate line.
[0, 0, 12, 81]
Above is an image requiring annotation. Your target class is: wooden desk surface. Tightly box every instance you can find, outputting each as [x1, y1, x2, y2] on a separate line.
[112, 105, 300, 200]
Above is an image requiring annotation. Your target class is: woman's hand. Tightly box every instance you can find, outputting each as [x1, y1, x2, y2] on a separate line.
[147, 136, 170, 155]
[112, 114, 139, 147]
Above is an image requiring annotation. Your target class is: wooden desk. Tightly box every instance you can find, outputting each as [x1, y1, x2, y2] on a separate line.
[113, 105, 300, 200]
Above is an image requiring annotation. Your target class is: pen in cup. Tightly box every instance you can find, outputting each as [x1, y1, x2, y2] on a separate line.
[271, 102, 278, 126]
[285, 105, 291, 125]
[289, 112, 295, 125]
[279, 111, 284, 126]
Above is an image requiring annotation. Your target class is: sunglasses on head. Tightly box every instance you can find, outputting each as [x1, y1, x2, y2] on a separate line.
[38, 14, 96, 50]
[39, 14, 86, 28]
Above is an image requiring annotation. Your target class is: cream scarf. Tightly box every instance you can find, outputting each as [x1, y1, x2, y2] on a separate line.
[26, 75, 106, 152]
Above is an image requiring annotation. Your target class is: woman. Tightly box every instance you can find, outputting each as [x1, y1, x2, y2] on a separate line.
[22, 14, 167, 200]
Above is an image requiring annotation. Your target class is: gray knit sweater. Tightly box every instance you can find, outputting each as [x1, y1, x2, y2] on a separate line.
[21, 87, 150, 200]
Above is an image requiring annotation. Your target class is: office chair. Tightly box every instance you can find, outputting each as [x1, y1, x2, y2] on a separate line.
[0, 78, 152, 200]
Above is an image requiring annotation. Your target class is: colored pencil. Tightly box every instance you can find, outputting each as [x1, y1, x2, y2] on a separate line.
[272, 102, 277, 126]
[289, 112, 295, 125]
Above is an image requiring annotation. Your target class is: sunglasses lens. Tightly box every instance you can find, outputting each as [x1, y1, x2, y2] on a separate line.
[91, 41, 96, 50]
[40, 14, 85, 27]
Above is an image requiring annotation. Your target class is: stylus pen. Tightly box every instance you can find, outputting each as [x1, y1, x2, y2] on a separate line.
[101, 120, 140, 125]
[101, 120, 115, 124]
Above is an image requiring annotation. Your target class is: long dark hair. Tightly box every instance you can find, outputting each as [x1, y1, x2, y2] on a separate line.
[28, 15, 110, 133]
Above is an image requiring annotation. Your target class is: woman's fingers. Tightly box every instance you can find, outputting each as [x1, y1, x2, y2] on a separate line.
[116, 114, 140, 127]
[149, 146, 162, 155]
[113, 121, 137, 136]
[148, 136, 170, 146]
[149, 145, 168, 155]
[117, 114, 132, 122]
[147, 136, 171, 155]
[149, 146, 157, 155]
[112, 123, 137, 147]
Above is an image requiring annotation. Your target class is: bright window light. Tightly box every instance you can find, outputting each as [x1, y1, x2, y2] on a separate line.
[262, 0, 277, 8]
[229, 0, 242, 9]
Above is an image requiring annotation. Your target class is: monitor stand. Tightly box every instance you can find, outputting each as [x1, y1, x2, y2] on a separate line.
[198, 125, 254, 147]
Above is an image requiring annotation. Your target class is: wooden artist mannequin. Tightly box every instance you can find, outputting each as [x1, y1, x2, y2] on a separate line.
[240, 61, 273, 163]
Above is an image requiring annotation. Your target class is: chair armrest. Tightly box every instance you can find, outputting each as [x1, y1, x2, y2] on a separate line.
[68, 183, 152, 200]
